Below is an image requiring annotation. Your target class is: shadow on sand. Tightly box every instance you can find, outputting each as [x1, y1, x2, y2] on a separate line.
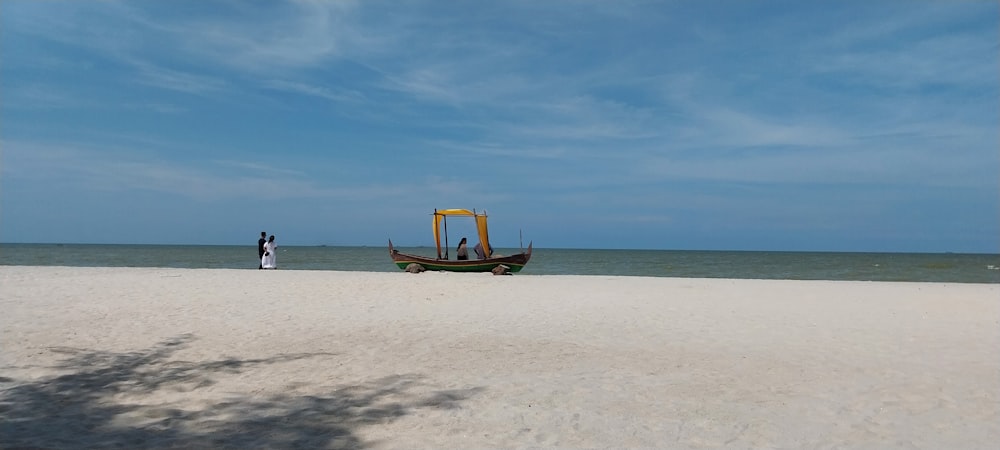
[0, 334, 482, 449]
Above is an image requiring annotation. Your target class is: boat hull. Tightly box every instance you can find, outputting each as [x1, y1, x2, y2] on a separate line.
[389, 240, 532, 273]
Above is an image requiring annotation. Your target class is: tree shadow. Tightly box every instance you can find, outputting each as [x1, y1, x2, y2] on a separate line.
[0, 334, 483, 449]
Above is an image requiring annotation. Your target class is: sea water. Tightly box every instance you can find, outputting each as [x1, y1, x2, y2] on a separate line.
[2, 243, 998, 283]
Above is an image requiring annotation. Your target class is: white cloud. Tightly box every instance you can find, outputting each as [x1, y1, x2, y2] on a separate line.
[2, 84, 82, 109]
[637, 140, 994, 189]
[428, 140, 569, 159]
[805, 5, 998, 90]
[1, 139, 522, 206]
[671, 105, 849, 150]
[811, 33, 998, 90]
[133, 63, 228, 94]
[161, 0, 367, 72]
[261, 80, 366, 103]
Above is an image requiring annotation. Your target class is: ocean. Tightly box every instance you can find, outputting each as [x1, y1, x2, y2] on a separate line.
[2, 243, 998, 283]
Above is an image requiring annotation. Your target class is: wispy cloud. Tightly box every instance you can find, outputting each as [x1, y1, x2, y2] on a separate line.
[159, 1, 367, 72]
[1, 139, 516, 206]
[4, 140, 317, 201]
[2, 84, 82, 109]
[132, 63, 228, 94]
[811, 32, 998, 90]
[800, 3, 998, 90]
[676, 105, 849, 149]
[261, 79, 366, 103]
[428, 140, 569, 159]
[637, 141, 994, 189]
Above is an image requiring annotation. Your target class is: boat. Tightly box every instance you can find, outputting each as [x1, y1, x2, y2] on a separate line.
[389, 208, 532, 273]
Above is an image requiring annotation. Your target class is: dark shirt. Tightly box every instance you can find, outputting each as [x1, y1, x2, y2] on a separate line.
[258, 238, 267, 257]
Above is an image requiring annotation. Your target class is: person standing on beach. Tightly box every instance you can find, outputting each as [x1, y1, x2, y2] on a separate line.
[261, 235, 278, 269]
[258, 231, 267, 269]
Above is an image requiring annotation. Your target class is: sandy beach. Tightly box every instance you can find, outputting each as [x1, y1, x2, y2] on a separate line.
[1, 266, 997, 449]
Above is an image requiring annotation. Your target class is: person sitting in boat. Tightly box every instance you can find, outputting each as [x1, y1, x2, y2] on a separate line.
[473, 242, 494, 259]
[456, 238, 469, 260]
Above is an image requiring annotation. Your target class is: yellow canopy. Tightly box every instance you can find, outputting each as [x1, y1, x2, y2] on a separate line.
[432, 209, 491, 259]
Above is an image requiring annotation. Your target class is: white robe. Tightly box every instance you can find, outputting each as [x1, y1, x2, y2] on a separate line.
[261, 241, 278, 269]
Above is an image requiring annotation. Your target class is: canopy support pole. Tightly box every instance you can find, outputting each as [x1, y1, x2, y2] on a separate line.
[443, 215, 450, 260]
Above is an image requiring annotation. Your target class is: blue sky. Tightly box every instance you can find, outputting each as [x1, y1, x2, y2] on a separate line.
[1, 0, 997, 252]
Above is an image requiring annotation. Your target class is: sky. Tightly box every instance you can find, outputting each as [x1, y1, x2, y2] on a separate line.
[1, 0, 997, 252]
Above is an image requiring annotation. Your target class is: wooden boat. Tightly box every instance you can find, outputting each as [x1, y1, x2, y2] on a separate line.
[389, 208, 532, 273]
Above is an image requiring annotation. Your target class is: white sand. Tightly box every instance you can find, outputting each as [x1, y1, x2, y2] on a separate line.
[1, 266, 998, 449]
